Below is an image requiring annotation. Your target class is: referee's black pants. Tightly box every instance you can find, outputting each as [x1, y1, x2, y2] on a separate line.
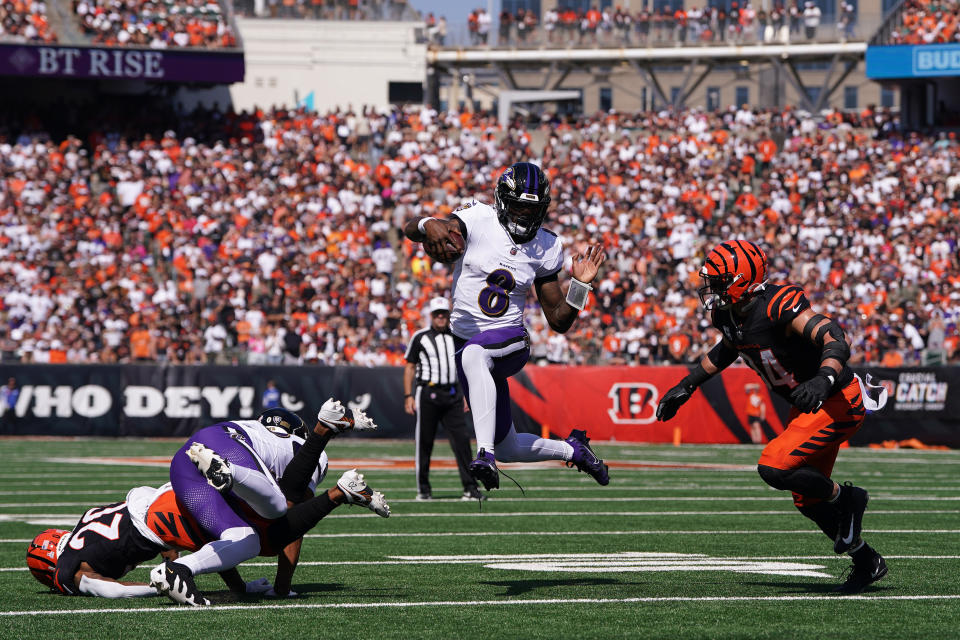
[415, 385, 477, 496]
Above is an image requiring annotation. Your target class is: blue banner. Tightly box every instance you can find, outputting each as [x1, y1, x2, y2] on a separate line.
[867, 44, 960, 79]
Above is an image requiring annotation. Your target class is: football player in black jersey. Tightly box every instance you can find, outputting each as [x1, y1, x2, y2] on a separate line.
[656, 240, 888, 594]
[26, 409, 389, 602]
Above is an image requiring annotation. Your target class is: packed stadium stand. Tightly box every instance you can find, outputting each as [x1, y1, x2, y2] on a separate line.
[887, 0, 960, 44]
[0, 98, 956, 369]
[0, 0, 57, 42]
[73, 0, 237, 48]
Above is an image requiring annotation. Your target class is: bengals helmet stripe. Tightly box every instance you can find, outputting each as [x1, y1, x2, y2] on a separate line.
[734, 240, 758, 282]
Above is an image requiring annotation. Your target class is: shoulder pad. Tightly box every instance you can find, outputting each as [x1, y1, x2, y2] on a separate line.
[765, 284, 810, 324]
[452, 200, 478, 213]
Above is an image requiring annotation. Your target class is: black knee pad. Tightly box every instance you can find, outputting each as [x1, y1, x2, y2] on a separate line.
[757, 464, 834, 499]
[757, 464, 790, 490]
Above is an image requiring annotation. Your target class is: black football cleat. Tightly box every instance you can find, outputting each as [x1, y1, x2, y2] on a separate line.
[835, 554, 888, 594]
[150, 561, 210, 606]
[565, 429, 610, 486]
[834, 482, 869, 553]
[468, 449, 500, 491]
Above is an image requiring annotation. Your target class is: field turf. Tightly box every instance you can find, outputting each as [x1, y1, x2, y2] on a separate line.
[1, 437, 959, 639]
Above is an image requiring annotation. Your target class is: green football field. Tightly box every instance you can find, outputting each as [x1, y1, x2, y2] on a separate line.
[2, 437, 959, 640]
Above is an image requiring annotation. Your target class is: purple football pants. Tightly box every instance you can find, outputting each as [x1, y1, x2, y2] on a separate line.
[454, 325, 530, 446]
[169, 424, 265, 539]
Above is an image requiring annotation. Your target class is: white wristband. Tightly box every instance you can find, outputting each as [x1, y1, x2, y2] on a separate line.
[417, 218, 435, 235]
[565, 278, 593, 311]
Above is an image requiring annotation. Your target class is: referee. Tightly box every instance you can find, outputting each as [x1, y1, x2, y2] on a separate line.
[404, 297, 485, 501]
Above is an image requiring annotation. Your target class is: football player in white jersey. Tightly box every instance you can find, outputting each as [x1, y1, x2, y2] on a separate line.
[404, 161, 610, 492]
[149, 399, 384, 605]
[27, 406, 389, 603]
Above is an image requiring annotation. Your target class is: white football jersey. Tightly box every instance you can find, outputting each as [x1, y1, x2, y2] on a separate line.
[225, 420, 328, 492]
[450, 201, 563, 339]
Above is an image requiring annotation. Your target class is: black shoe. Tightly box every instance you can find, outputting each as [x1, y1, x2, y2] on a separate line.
[834, 554, 888, 594]
[149, 561, 210, 606]
[468, 449, 499, 490]
[834, 482, 869, 553]
[461, 487, 487, 501]
[565, 429, 610, 486]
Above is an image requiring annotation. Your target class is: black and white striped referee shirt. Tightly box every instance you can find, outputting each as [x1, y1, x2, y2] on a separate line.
[404, 328, 458, 387]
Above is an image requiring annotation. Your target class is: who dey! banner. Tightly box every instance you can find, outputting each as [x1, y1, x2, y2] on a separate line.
[0, 364, 957, 446]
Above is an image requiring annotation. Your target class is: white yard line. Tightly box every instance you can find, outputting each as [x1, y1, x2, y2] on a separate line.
[3, 553, 960, 572]
[4, 528, 960, 545]
[3, 495, 960, 508]
[3, 594, 960, 617]
[2, 509, 957, 522]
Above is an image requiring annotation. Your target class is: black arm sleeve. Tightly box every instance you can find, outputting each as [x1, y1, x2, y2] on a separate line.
[705, 340, 740, 370]
[278, 432, 332, 502]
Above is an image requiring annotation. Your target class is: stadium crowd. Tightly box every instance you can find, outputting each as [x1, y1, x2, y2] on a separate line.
[231, 0, 416, 21]
[0, 0, 57, 42]
[464, 1, 857, 48]
[73, 0, 237, 48]
[0, 100, 957, 368]
[890, 0, 960, 44]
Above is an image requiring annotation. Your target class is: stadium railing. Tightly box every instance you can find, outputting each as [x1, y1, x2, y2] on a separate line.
[440, 17, 882, 50]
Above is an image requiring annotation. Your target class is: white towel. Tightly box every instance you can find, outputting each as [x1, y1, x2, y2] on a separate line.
[855, 373, 889, 412]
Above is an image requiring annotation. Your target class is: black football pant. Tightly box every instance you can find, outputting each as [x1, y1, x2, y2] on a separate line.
[415, 386, 477, 495]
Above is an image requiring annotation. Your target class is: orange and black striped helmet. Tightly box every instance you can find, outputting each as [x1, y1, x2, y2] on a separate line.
[698, 240, 767, 310]
[26, 528, 69, 589]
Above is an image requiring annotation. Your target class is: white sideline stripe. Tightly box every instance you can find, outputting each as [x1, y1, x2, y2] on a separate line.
[4, 594, 960, 617]
[2, 509, 956, 523]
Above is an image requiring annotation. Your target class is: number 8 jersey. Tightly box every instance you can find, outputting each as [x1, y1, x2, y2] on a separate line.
[450, 201, 563, 339]
[711, 283, 854, 401]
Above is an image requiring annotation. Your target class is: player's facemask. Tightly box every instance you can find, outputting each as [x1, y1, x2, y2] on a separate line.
[498, 200, 546, 243]
[698, 273, 737, 310]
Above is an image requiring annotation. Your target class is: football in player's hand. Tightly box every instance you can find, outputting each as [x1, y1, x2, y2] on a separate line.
[428, 228, 465, 264]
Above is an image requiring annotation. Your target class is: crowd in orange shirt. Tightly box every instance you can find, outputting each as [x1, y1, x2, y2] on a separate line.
[0, 0, 57, 42]
[0, 100, 957, 368]
[890, 0, 960, 44]
[73, 0, 237, 48]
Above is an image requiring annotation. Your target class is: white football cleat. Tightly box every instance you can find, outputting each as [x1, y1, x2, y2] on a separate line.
[336, 469, 390, 517]
[150, 561, 210, 606]
[186, 442, 233, 492]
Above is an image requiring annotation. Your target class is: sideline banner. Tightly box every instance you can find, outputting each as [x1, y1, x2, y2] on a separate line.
[0, 43, 244, 83]
[0, 364, 956, 446]
[0, 364, 403, 438]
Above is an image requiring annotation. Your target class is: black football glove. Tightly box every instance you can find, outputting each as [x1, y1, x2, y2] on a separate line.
[790, 374, 834, 413]
[656, 381, 696, 422]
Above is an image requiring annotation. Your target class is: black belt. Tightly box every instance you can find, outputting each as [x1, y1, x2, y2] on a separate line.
[418, 383, 457, 393]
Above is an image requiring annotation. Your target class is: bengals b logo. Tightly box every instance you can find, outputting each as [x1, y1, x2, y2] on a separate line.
[607, 383, 659, 424]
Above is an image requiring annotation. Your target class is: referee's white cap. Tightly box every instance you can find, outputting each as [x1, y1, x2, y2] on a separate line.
[428, 297, 451, 314]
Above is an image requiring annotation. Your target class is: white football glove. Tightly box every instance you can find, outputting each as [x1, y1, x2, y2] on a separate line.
[317, 398, 351, 432]
[317, 398, 378, 433]
[245, 577, 272, 594]
[349, 406, 377, 431]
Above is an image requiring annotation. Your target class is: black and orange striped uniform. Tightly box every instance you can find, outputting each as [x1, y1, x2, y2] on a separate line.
[712, 283, 864, 507]
[146, 488, 286, 556]
[52, 502, 165, 595]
